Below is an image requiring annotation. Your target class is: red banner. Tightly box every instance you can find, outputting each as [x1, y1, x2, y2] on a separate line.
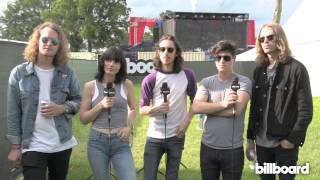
[129, 17, 156, 47]
[248, 20, 255, 46]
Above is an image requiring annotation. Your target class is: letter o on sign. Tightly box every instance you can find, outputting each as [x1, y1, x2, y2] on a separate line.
[146, 61, 153, 73]
[127, 61, 137, 74]
[136, 62, 147, 74]
[127, 59, 154, 75]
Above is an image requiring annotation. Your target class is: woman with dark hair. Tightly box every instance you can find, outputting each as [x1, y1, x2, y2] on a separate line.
[80, 47, 137, 180]
[140, 34, 197, 180]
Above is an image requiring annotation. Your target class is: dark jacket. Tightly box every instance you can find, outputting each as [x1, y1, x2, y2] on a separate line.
[247, 58, 313, 146]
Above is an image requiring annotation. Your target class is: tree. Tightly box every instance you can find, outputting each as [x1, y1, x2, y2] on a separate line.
[273, 0, 282, 24]
[78, 0, 130, 52]
[0, 0, 130, 52]
[42, 0, 84, 51]
[143, 31, 153, 42]
[0, 0, 53, 41]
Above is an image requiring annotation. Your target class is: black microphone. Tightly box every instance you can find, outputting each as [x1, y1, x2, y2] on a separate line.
[160, 82, 170, 118]
[104, 82, 115, 115]
[161, 82, 170, 102]
[231, 77, 240, 115]
[104, 82, 116, 97]
[231, 77, 240, 92]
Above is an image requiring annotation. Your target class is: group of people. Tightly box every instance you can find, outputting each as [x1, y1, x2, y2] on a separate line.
[6, 21, 312, 180]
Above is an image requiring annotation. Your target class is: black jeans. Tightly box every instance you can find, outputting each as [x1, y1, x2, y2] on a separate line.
[256, 145, 299, 180]
[143, 136, 185, 180]
[200, 143, 244, 180]
[22, 148, 72, 180]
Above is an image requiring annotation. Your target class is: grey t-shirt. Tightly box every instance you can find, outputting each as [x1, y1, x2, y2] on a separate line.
[197, 74, 252, 149]
[256, 66, 280, 148]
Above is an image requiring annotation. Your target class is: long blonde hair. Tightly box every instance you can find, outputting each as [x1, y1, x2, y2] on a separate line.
[23, 22, 70, 66]
[255, 23, 292, 67]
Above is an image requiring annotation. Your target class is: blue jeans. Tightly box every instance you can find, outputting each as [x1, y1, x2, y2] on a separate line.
[256, 145, 299, 180]
[87, 129, 136, 180]
[200, 143, 244, 180]
[143, 136, 185, 180]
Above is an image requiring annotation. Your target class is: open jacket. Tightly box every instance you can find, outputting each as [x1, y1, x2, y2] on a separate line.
[6, 62, 81, 149]
[247, 57, 313, 146]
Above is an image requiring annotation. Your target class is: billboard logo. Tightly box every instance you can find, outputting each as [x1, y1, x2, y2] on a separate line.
[255, 163, 309, 175]
[127, 58, 153, 75]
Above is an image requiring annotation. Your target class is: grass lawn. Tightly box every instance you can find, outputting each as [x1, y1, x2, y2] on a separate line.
[67, 84, 320, 180]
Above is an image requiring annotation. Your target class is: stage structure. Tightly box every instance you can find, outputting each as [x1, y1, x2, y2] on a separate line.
[159, 11, 254, 51]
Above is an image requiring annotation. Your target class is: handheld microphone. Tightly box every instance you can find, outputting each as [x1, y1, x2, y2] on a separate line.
[231, 77, 240, 115]
[104, 82, 116, 97]
[231, 77, 240, 92]
[103, 82, 115, 180]
[160, 82, 170, 102]
[104, 82, 115, 115]
[230, 77, 240, 180]
[160, 82, 170, 118]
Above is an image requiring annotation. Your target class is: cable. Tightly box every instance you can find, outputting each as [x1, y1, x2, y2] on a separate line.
[231, 107, 235, 180]
[164, 113, 168, 180]
[108, 111, 112, 180]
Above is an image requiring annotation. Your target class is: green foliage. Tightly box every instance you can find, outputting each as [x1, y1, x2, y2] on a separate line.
[78, 0, 130, 52]
[143, 31, 153, 41]
[0, 0, 52, 41]
[42, 0, 84, 51]
[0, 0, 130, 51]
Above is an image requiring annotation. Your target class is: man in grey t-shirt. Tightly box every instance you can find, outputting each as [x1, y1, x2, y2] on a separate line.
[192, 40, 251, 180]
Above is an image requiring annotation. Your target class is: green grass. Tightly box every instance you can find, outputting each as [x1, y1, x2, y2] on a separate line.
[67, 84, 320, 180]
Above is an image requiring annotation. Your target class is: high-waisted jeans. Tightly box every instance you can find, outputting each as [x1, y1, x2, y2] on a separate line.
[87, 128, 136, 180]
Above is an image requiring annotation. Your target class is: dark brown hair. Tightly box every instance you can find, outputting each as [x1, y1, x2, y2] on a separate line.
[211, 40, 237, 57]
[153, 34, 184, 73]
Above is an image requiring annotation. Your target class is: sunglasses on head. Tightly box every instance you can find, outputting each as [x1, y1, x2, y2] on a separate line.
[258, 34, 275, 43]
[215, 55, 232, 62]
[159, 47, 175, 53]
[41, 37, 60, 46]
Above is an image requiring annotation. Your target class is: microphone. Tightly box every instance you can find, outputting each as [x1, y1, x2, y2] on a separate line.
[160, 82, 170, 118]
[104, 82, 116, 115]
[161, 82, 170, 102]
[104, 82, 116, 97]
[231, 77, 240, 115]
[231, 77, 240, 92]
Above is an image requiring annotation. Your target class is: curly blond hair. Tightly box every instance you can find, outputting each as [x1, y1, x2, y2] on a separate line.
[23, 22, 70, 66]
[255, 23, 292, 67]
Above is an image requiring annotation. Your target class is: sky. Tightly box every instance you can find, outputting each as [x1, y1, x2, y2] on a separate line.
[126, 0, 302, 30]
[1, 0, 302, 31]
